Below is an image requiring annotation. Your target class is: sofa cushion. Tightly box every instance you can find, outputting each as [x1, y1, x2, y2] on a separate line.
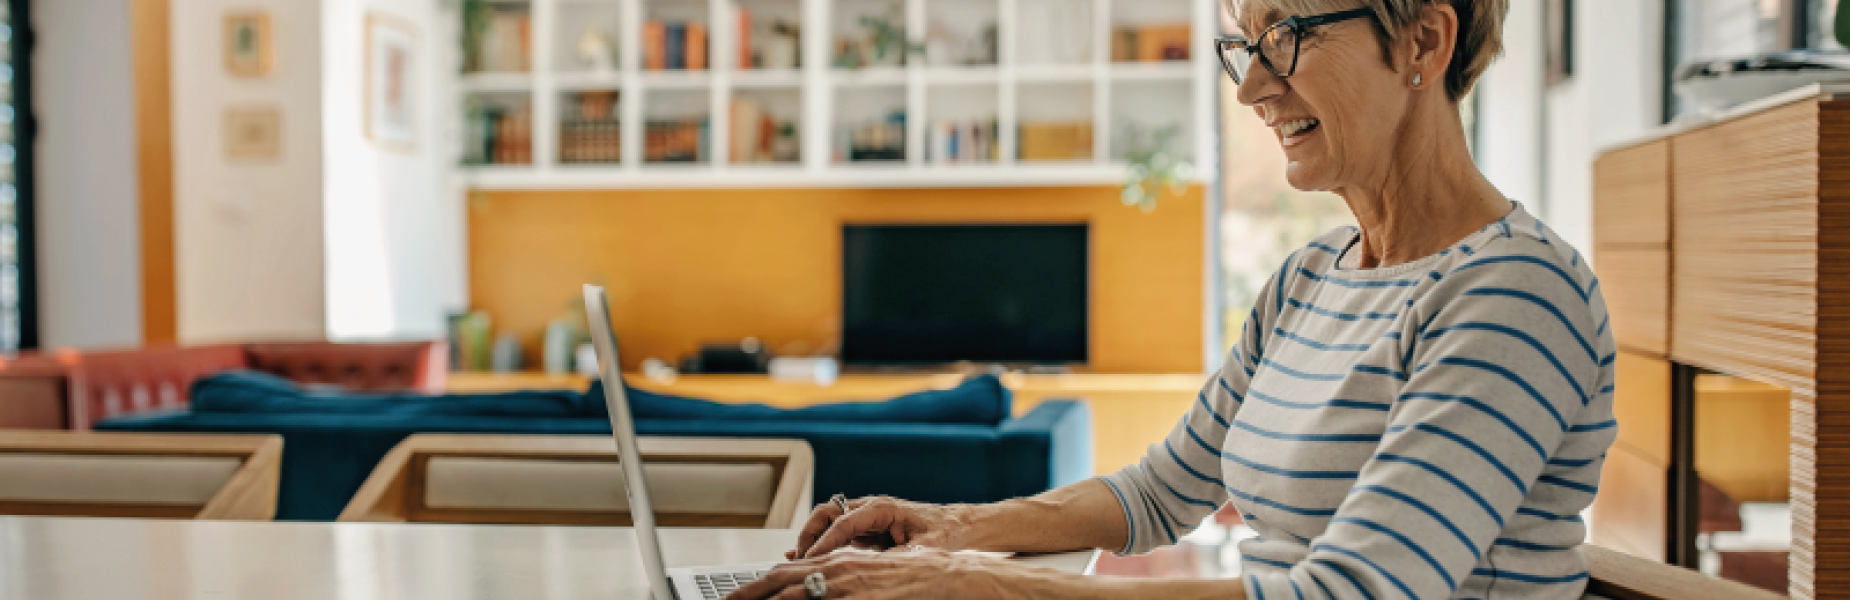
[586, 374, 1012, 426]
[190, 371, 583, 418]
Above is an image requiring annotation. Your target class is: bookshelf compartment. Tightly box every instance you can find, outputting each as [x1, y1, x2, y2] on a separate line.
[1110, 79, 1192, 162]
[925, 83, 999, 165]
[465, 91, 535, 166]
[467, 1, 535, 74]
[553, 1, 623, 73]
[1016, 0, 1094, 66]
[730, 88, 802, 164]
[642, 88, 712, 164]
[1018, 83, 1094, 162]
[924, 0, 999, 67]
[559, 89, 623, 165]
[1108, 0, 1191, 63]
[832, 0, 910, 69]
[642, 0, 713, 71]
[736, 0, 803, 70]
[833, 85, 907, 163]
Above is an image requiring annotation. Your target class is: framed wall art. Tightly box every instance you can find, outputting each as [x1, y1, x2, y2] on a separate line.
[366, 12, 420, 152]
[224, 11, 272, 78]
[224, 105, 281, 160]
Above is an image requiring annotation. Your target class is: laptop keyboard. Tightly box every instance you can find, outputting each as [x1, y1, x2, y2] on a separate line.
[694, 570, 771, 599]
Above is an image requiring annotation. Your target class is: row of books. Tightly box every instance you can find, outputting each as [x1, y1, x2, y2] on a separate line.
[560, 119, 622, 164]
[473, 9, 532, 73]
[1110, 24, 1191, 62]
[473, 107, 535, 165]
[928, 120, 1000, 164]
[642, 21, 710, 70]
[644, 118, 709, 163]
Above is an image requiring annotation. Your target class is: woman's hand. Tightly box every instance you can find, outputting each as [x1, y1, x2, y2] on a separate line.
[788, 496, 974, 559]
[725, 547, 1046, 600]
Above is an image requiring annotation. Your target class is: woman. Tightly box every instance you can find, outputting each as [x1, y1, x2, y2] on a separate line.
[730, 0, 1614, 597]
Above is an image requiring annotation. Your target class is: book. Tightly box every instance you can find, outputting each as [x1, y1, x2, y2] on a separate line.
[738, 8, 753, 69]
[687, 22, 708, 70]
[666, 22, 686, 70]
[730, 98, 763, 162]
[643, 20, 666, 70]
[1138, 24, 1190, 61]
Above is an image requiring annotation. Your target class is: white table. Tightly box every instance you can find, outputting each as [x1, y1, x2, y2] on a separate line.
[0, 516, 1098, 600]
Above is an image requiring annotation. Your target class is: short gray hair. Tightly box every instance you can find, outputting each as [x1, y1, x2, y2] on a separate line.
[1226, 0, 1507, 102]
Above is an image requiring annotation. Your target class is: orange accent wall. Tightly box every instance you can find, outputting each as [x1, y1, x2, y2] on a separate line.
[468, 186, 1206, 373]
[133, 0, 176, 344]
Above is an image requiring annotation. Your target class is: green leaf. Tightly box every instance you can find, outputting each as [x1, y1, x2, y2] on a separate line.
[1838, 3, 1850, 49]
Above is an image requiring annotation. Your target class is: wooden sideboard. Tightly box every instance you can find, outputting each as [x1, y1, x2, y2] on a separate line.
[1593, 83, 1850, 599]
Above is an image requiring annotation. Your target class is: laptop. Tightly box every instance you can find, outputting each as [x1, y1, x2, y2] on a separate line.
[584, 284, 783, 600]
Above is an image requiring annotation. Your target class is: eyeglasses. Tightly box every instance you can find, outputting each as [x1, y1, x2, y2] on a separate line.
[1216, 8, 1377, 84]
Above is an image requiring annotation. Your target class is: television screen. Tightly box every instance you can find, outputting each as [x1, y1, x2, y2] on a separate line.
[841, 224, 1088, 365]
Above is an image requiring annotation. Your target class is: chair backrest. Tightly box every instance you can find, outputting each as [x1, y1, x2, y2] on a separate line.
[0, 430, 282, 520]
[65, 345, 250, 430]
[1583, 544, 1784, 599]
[338, 434, 813, 529]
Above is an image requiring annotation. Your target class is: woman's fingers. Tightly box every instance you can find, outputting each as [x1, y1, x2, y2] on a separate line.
[805, 499, 903, 558]
[791, 500, 850, 558]
[723, 562, 815, 600]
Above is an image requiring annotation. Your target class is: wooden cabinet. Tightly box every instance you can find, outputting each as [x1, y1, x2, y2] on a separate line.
[1592, 83, 1850, 599]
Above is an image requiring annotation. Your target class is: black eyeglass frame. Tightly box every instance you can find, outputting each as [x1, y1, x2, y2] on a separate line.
[1215, 7, 1378, 84]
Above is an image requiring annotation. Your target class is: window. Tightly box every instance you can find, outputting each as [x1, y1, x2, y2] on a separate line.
[0, 0, 31, 351]
[1664, 0, 1841, 121]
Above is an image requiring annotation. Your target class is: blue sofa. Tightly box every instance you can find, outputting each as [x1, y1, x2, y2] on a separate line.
[97, 372, 1093, 521]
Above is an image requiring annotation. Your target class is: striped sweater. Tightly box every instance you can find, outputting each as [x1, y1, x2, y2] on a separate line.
[1101, 203, 1616, 599]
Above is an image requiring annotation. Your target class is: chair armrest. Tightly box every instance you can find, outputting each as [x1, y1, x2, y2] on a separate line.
[1582, 544, 1782, 599]
[995, 400, 1094, 500]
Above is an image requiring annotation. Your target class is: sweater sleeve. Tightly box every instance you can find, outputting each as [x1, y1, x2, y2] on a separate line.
[1243, 247, 1604, 599]
[1096, 250, 1297, 554]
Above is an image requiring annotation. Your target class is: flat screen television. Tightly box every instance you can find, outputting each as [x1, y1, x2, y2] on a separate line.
[841, 224, 1088, 365]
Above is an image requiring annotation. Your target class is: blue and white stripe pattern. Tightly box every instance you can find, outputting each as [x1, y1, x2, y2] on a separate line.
[1101, 203, 1616, 599]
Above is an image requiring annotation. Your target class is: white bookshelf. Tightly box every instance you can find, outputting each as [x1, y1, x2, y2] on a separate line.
[449, 0, 1219, 189]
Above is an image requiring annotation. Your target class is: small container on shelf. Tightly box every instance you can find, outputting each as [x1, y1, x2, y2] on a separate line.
[554, 1, 622, 73]
[1108, 0, 1190, 63]
[643, 0, 712, 71]
[465, 1, 534, 73]
[833, 85, 906, 163]
[559, 90, 622, 165]
[924, 0, 998, 67]
[464, 92, 534, 166]
[736, 0, 803, 71]
[1018, 83, 1094, 162]
[730, 88, 802, 164]
[925, 84, 999, 164]
[643, 88, 711, 164]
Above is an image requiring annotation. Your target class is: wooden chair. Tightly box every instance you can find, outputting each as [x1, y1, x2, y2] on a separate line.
[339, 435, 814, 529]
[1584, 544, 1785, 599]
[0, 430, 282, 520]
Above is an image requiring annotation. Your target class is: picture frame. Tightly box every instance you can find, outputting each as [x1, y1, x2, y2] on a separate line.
[224, 11, 272, 78]
[224, 105, 281, 161]
[1543, 0, 1573, 86]
[365, 12, 420, 153]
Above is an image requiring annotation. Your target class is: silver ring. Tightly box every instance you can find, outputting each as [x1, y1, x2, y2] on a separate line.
[803, 571, 827, 599]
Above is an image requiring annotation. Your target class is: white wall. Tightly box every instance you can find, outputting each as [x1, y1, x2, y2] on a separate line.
[1476, 1, 1665, 256]
[321, 0, 465, 341]
[171, 0, 327, 343]
[32, 0, 142, 349]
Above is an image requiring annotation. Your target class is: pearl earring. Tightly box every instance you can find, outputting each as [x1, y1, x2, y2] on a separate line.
[1413, 73, 1423, 87]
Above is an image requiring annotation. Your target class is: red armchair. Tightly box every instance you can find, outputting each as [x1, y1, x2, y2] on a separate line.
[16, 341, 447, 431]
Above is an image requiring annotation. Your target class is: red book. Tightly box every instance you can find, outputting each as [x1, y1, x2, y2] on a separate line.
[738, 8, 752, 69]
